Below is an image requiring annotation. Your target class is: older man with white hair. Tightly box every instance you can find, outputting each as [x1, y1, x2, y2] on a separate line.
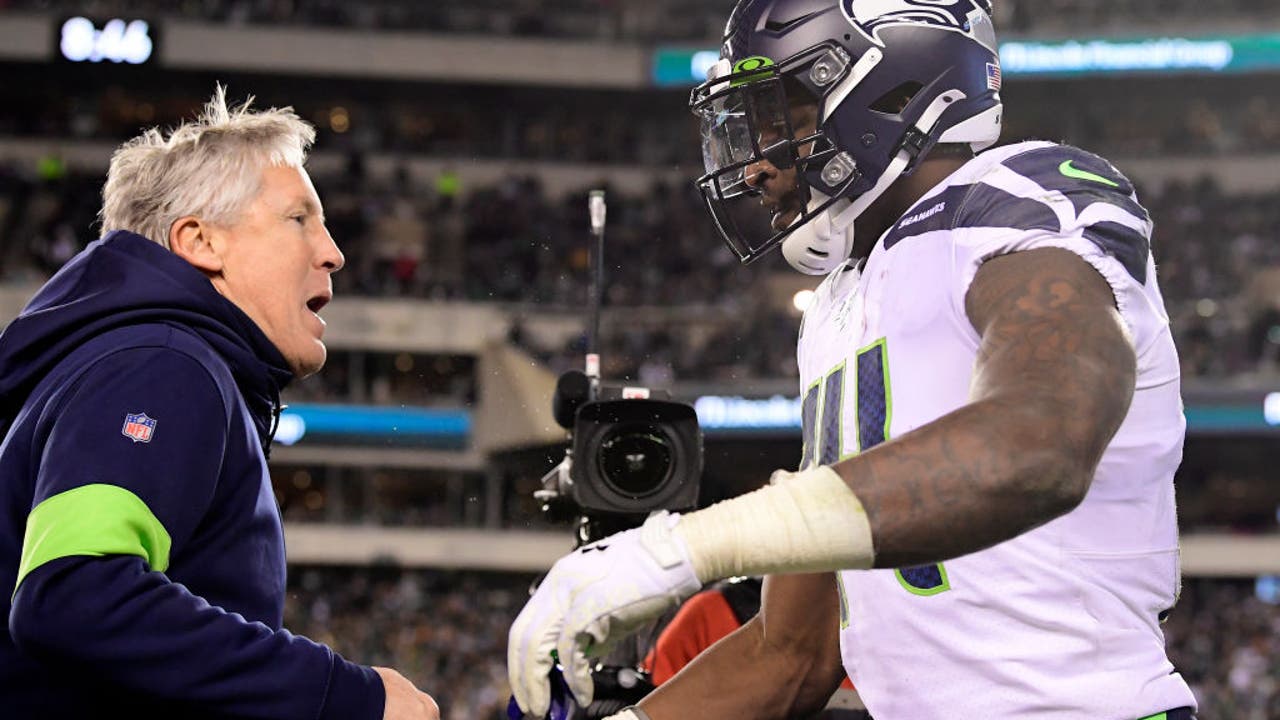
[0, 87, 438, 720]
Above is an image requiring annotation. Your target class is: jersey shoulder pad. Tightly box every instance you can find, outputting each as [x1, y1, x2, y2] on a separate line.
[970, 145, 1151, 284]
[999, 144, 1143, 216]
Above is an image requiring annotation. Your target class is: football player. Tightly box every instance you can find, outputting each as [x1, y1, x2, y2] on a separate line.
[508, 1, 1196, 718]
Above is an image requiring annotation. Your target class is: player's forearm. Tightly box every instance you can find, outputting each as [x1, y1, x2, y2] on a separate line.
[846, 247, 1138, 568]
[639, 613, 835, 720]
[833, 391, 1094, 569]
[673, 392, 1106, 579]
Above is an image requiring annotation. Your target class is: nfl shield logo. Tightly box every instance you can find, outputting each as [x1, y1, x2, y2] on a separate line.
[122, 412, 157, 443]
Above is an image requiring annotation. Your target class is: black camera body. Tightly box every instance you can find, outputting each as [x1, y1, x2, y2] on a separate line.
[569, 396, 702, 517]
[539, 371, 704, 543]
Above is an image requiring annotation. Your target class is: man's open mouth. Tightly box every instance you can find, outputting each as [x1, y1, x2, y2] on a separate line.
[306, 293, 331, 314]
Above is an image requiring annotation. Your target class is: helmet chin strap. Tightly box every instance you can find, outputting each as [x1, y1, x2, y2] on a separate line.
[781, 149, 910, 275]
[781, 90, 967, 276]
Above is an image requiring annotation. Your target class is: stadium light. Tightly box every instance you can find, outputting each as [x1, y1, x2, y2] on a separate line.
[793, 289, 816, 313]
[1264, 393, 1280, 426]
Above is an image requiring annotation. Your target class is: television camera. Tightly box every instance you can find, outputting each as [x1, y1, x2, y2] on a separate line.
[509, 191, 706, 720]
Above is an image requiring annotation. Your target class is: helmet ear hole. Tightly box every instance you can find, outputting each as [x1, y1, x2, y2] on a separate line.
[870, 81, 924, 115]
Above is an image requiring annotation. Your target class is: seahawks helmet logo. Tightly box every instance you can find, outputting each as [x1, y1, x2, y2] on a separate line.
[840, 0, 990, 47]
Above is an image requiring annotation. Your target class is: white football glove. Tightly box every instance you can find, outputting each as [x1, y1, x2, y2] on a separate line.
[507, 511, 703, 716]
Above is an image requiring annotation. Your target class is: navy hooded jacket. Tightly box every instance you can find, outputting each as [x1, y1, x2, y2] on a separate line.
[0, 231, 384, 719]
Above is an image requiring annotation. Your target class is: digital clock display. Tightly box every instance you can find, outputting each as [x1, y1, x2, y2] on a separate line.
[59, 16, 155, 64]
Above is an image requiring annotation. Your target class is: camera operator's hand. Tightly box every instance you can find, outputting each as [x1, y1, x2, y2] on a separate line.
[508, 512, 702, 717]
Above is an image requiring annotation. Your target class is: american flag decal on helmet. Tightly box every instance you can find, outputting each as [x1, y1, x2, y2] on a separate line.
[122, 412, 157, 443]
[986, 62, 1002, 90]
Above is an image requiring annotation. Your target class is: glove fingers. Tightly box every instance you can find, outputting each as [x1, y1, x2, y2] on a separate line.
[581, 617, 618, 659]
[557, 625, 596, 707]
[508, 603, 556, 716]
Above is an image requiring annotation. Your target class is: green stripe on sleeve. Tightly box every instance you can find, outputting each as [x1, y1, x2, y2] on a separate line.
[15, 484, 172, 593]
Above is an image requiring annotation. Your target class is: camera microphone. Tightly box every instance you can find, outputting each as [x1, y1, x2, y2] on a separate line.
[586, 190, 605, 376]
[588, 190, 606, 236]
[553, 370, 593, 430]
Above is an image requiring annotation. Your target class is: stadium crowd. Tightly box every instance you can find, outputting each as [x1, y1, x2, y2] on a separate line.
[5, 81, 1280, 166]
[2, 156, 1278, 384]
[284, 566, 533, 720]
[283, 567, 1280, 719]
[1164, 579, 1280, 720]
[2, 0, 1268, 39]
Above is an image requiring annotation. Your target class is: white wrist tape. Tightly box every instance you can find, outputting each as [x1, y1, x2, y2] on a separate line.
[673, 465, 875, 582]
[604, 709, 649, 720]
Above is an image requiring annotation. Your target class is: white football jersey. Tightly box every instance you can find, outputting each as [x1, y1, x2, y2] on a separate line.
[797, 141, 1195, 719]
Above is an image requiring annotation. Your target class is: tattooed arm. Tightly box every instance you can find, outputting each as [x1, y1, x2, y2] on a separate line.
[832, 247, 1136, 568]
[628, 249, 1129, 718]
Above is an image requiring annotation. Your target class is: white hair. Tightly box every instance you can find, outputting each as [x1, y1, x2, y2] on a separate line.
[99, 85, 316, 249]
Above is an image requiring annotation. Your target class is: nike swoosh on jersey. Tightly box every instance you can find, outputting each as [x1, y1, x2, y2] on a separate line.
[1059, 160, 1120, 188]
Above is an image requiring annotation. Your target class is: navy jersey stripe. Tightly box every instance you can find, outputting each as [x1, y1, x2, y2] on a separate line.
[1082, 221, 1150, 284]
[884, 183, 1061, 249]
[801, 380, 821, 469]
[819, 366, 845, 464]
[856, 345, 887, 450]
[953, 183, 1062, 235]
[882, 185, 971, 248]
[1065, 185, 1151, 228]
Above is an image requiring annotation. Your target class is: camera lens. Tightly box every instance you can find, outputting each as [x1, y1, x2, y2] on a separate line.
[597, 424, 673, 498]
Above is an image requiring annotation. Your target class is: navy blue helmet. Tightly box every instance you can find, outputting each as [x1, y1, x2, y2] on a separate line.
[691, 0, 1003, 273]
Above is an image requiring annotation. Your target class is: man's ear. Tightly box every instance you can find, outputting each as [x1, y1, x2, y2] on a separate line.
[169, 216, 223, 274]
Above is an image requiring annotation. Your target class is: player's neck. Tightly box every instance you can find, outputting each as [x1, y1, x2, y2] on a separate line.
[851, 152, 973, 258]
[889, 152, 972, 222]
